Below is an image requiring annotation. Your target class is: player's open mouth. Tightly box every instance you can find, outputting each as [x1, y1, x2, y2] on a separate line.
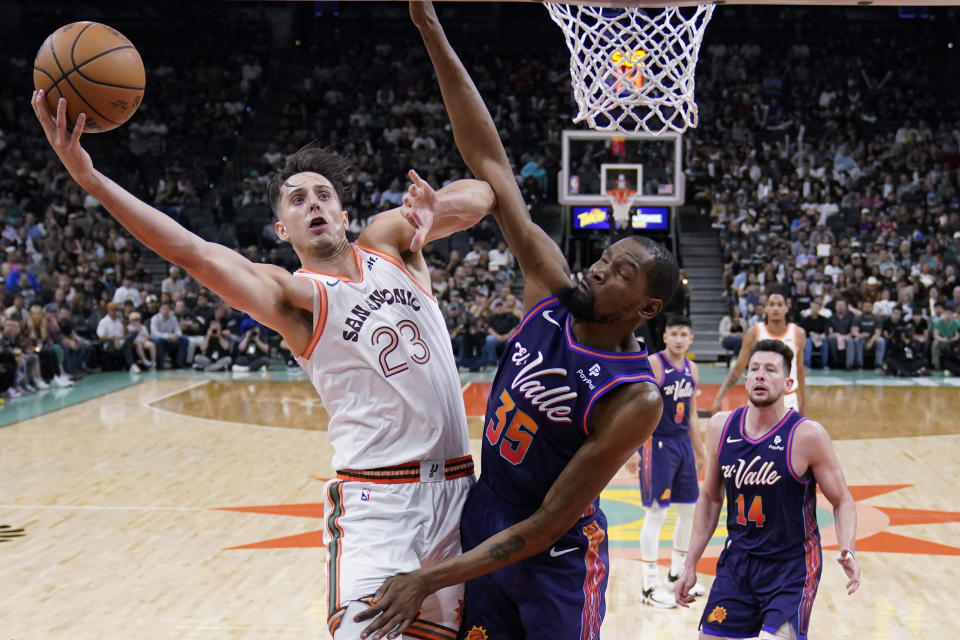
[308, 216, 327, 232]
[753, 385, 768, 394]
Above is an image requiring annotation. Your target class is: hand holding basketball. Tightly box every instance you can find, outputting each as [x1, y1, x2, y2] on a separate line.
[32, 92, 94, 185]
[33, 22, 145, 134]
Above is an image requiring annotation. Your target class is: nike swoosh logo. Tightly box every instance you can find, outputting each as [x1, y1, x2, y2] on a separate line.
[325, 280, 340, 287]
[549, 546, 578, 557]
[726, 437, 743, 443]
[665, 368, 674, 374]
[542, 310, 561, 327]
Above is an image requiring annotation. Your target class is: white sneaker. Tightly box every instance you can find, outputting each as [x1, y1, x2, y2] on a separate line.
[34, 378, 50, 390]
[640, 585, 678, 609]
[130, 363, 142, 374]
[666, 572, 706, 597]
[52, 375, 74, 388]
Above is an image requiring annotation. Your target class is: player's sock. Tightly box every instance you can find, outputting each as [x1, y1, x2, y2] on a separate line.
[640, 503, 667, 590]
[671, 502, 696, 577]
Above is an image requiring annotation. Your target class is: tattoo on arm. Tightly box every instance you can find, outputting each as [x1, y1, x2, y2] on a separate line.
[488, 534, 525, 562]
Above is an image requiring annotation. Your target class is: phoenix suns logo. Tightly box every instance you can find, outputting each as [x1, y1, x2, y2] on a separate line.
[463, 625, 489, 640]
[707, 606, 728, 624]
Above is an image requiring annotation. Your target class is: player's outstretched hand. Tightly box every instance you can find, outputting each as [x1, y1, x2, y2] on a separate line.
[836, 549, 861, 595]
[31, 92, 94, 183]
[354, 571, 430, 639]
[673, 566, 698, 607]
[401, 169, 437, 253]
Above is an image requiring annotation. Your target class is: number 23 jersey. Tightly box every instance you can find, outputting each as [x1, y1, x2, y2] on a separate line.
[479, 296, 656, 513]
[294, 244, 470, 470]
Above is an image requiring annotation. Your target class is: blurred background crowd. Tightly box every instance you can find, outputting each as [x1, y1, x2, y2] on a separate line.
[0, 2, 958, 400]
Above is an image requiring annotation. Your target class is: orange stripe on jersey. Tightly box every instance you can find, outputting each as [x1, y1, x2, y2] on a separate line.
[354, 242, 436, 300]
[405, 619, 458, 640]
[301, 278, 328, 359]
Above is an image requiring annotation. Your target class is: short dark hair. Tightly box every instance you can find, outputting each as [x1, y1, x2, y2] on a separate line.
[665, 315, 692, 330]
[626, 236, 679, 306]
[266, 145, 352, 217]
[750, 339, 793, 376]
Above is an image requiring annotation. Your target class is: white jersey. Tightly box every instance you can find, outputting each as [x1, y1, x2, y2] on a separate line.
[756, 321, 801, 409]
[294, 243, 470, 470]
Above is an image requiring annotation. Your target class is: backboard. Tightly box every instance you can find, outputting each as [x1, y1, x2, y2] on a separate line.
[560, 129, 683, 207]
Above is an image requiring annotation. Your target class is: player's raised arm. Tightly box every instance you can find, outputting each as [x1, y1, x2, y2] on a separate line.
[711, 325, 757, 414]
[675, 411, 727, 606]
[359, 169, 495, 293]
[32, 92, 316, 353]
[411, 0, 571, 310]
[355, 382, 662, 639]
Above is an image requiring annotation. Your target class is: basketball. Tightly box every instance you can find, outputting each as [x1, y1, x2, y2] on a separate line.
[33, 21, 145, 134]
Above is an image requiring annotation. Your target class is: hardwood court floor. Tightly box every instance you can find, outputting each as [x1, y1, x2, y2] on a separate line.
[1, 372, 958, 639]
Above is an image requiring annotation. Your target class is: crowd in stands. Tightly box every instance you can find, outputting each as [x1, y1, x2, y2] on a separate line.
[697, 16, 960, 375]
[1, 3, 959, 405]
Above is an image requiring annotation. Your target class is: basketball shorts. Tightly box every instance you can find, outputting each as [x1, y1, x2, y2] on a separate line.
[323, 464, 474, 640]
[639, 434, 699, 507]
[700, 542, 822, 640]
[458, 480, 609, 640]
[783, 390, 799, 412]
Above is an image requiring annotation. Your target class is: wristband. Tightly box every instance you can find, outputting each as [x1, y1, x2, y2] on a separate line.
[837, 549, 856, 562]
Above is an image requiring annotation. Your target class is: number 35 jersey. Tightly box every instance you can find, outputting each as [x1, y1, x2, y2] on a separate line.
[294, 243, 470, 470]
[479, 296, 656, 514]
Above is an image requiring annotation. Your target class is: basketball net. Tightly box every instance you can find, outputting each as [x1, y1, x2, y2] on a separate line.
[546, 3, 715, 135]
[607, 188, 636, 229]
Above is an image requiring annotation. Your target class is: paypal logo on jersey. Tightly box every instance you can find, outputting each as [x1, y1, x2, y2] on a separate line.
[510, 342, 577, 423]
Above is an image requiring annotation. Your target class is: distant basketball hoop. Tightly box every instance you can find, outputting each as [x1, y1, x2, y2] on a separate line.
[607, 188, 636, 229]
[545, 2, 715, 135]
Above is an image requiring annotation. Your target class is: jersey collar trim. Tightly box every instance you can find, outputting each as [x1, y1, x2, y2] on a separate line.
[295, 245, 364, 283]
[563, 314, 648, 360]
[741, 407, 796, 444]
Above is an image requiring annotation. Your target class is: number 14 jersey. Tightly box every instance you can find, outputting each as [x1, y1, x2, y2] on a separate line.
[294, 243, 470, 470]
[717, 406, 820, 559]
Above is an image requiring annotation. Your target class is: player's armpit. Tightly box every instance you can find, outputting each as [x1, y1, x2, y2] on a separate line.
[185, 245, 315, 353]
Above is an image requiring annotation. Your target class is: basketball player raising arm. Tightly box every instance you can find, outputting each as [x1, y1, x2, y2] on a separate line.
[712, 293, 807, 415]
[30, 92, 494, 356]
[675, 342, 859, 640]
[354, 3, 672, 638]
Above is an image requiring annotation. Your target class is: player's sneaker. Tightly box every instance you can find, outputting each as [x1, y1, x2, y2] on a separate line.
[640, 585, 678, 609]
[666, 572, 706, 597]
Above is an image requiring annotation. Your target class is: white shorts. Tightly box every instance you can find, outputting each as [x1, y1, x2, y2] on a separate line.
[323, 458, 474, 639]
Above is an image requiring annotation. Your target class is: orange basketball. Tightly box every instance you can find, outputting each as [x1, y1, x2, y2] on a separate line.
[33, 22, 145, 134]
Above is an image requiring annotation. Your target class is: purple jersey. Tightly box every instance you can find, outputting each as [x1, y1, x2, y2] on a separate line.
[478, 296, 656, 512]
[653, 351, 695, 438]
[717, 406, 820, 559]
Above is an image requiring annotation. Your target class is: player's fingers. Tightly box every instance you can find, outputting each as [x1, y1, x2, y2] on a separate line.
[353, 601, 384, 622]
[71, 113, 86, 146]
[55, 97, 68, 144]
[410, 228, 427, 253]
[388, 616, 415, 639]
[408, 169, 426, 187]
[369, 612, 404, 640]
[402, 192, 414, 208]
